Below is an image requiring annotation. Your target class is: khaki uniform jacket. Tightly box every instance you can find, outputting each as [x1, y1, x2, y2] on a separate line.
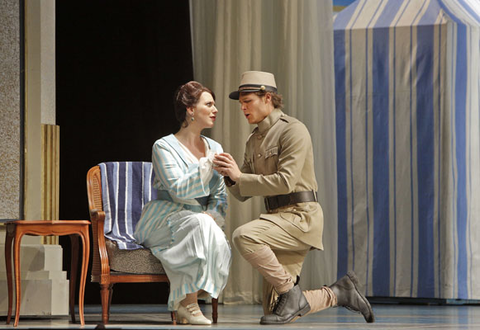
[227, 108, 324, 250]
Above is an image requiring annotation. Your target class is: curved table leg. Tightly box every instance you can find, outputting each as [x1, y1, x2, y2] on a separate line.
[5, 227, 14, 325]
[78, 227, 90, 326]
[69, 235, 79, 323]
[13, 232, 24, 327]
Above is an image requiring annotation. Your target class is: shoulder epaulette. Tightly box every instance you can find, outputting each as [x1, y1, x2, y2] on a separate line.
[279, 114, 297, 124]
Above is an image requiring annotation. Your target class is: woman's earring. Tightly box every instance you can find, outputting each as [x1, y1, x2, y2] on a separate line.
[191, 111, 195, 121]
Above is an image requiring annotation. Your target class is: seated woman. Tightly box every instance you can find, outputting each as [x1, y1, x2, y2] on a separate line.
[134, 81, 231, 325]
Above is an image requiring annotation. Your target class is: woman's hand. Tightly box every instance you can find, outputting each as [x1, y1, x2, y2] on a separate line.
[213, 153, 242, 182]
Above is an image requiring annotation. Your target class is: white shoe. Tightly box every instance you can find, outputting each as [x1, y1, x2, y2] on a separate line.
[177, 303, 212, 325]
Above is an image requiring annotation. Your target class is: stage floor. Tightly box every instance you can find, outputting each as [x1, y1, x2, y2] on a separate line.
[1, 303, 479, 329]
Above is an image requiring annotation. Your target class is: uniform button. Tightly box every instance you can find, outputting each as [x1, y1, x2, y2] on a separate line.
[257, 135, 263, 140]
[257, 153, 262, 158]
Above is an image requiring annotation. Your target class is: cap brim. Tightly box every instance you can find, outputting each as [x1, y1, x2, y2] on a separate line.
[229, 87, 269, 100]
[229, 91, 240, 100]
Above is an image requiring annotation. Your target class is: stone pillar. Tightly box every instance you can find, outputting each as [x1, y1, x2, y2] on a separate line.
[0, 0, 22, 221]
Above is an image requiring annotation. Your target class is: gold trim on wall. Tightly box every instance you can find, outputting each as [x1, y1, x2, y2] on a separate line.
[41, 124, 60, 244]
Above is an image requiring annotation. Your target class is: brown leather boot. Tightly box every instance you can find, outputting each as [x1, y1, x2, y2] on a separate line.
[329, 271, 375, 323]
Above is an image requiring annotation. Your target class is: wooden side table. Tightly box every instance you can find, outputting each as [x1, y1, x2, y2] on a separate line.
[4, 220, 90, 327]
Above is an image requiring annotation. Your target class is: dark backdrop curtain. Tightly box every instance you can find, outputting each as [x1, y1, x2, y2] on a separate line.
[56, 0, 193, 304]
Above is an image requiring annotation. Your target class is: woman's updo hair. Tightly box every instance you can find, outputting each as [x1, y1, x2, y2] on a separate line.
[174, 81, 215, 127]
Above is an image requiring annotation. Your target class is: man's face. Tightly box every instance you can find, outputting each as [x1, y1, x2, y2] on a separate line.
[238, 93, 273, 125]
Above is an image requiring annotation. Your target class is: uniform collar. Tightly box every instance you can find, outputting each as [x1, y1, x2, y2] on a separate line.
[257, 108, 283, 134]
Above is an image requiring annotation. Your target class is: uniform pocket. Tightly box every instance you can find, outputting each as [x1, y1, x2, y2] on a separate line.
[244, 156, 254, 173]
[280, 211, 308, 231]
[264, 146, 279, 173]
[265, 146, 279, 159]
[280, 211, 299, 222]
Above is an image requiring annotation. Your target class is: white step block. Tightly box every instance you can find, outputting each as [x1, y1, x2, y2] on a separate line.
[0, 243, 69, 316]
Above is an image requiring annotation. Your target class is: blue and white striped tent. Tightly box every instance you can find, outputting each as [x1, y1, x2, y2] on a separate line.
[334, 0, 480, 300]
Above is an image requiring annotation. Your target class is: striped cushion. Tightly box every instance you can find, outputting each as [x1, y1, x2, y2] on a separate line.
[99, 162, 156, 250]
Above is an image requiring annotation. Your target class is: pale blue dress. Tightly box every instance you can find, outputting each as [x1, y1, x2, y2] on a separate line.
[133, 134, 231, 311]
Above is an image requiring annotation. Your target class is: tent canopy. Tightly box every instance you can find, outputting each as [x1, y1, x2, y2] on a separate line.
[333, 0, 480, 300]
[335, 0, 480, 28]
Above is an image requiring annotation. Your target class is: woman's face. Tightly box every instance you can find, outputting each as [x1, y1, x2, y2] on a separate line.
[191, 92, 218, 129]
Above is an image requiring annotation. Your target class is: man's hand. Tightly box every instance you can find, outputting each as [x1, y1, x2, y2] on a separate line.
[213, 153, 242, 182]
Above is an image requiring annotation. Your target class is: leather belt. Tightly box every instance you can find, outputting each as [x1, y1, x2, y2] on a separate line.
[264, 191, 318, 212]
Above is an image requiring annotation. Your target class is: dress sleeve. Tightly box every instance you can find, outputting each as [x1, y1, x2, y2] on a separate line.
[205, 171, 228, 227]
[202, 145, 228, 227]
[153, 141, 211, 200]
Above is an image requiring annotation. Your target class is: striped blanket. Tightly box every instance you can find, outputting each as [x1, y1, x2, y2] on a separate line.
[99, 162, 156, 250]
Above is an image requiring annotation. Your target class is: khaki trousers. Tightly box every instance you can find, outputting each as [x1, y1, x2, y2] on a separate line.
[232, 219, 336, 315]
